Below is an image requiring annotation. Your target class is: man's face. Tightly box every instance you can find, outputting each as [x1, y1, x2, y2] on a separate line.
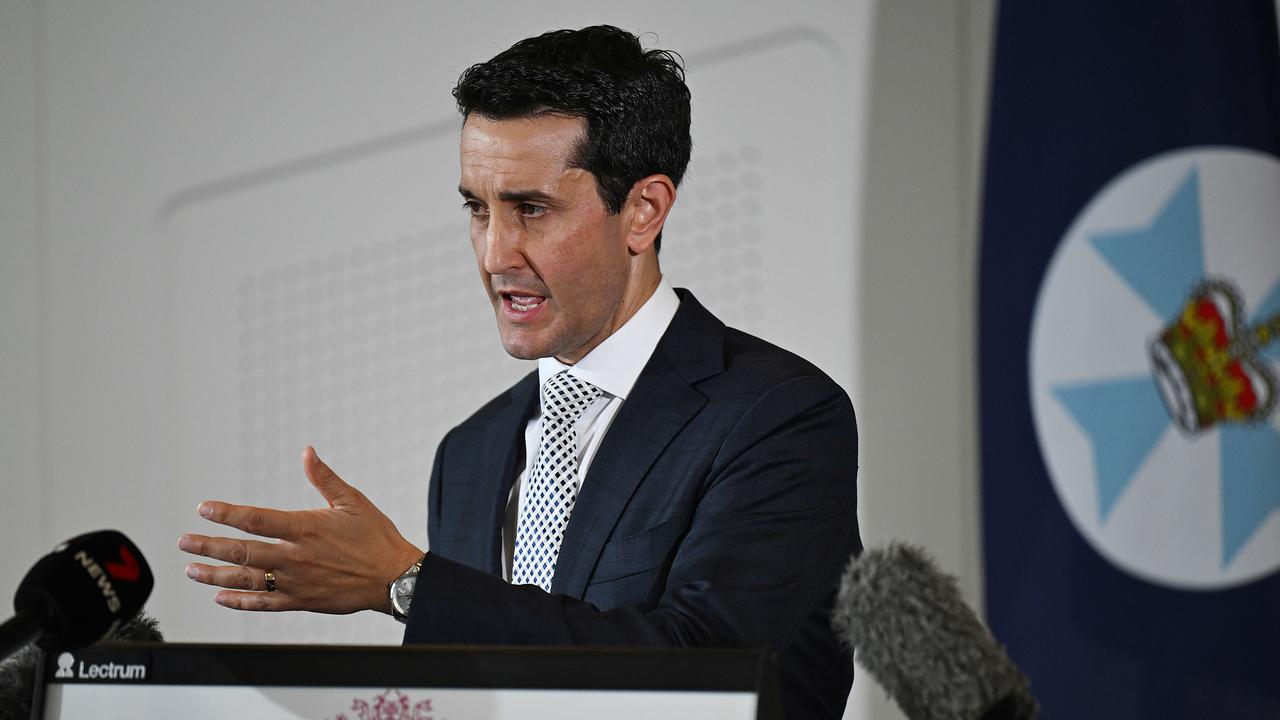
[459, 113, 636, 363]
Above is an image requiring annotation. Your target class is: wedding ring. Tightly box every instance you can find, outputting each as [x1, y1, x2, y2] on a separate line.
[264, 570, 277, 592]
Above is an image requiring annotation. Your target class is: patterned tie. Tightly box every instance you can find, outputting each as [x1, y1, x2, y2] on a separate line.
[511, 371, 603, 591]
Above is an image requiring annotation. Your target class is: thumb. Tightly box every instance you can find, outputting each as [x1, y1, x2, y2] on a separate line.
[302, 446, 356, 508]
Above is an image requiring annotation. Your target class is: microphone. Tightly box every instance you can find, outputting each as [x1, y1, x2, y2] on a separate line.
[832, 543, 1037, 720]
[0, 530, 154, 662]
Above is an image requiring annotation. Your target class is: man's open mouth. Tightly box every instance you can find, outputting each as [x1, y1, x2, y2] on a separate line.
[502, 293, 547, 312]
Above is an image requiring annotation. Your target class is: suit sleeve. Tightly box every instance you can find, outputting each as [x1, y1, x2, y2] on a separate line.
[403, 374, 859, 649]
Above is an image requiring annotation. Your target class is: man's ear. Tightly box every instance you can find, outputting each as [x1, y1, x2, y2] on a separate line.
[625, 174, 676, 255]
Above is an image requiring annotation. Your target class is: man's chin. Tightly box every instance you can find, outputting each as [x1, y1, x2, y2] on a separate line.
[497, 332, 550, 361]
[501, 344, 543, 361]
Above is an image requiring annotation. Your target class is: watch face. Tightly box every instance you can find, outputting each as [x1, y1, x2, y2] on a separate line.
[392, 575, 416, 613]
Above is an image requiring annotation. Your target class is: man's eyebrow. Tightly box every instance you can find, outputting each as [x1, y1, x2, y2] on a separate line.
[456, 186, 557, 204]
[499, 189, 557, 204]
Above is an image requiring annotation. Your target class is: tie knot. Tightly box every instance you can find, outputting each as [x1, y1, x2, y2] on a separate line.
[541, 371, 602, 423]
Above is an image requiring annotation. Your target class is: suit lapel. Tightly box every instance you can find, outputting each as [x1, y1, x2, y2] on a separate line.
[469, 371, 538, 575]
[551, 290, 724, 597]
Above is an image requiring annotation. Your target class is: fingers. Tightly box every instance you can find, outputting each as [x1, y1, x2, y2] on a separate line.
[184, 562, 272, 591]
[186, 563, 296, 612]
[178, 533, 285, 569]
[302, 446, 357, 507]
[196, 501, 298, 541]
[214, 590, 293, 612]
[181, 446, 394, 615]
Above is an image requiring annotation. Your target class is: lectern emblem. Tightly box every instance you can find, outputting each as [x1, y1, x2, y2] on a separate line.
[332, 688, 440, 720]
[55, 653, 75, 679]
[1030, 146, 1280, 590]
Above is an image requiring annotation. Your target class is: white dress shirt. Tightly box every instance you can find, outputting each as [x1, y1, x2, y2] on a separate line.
[501, 276, 681, 581]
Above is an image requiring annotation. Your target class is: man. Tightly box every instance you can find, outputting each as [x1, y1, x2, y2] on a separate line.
[179, 25, 860, 718]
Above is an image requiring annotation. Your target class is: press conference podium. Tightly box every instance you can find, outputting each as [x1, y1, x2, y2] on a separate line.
[35, 643, 782, 719]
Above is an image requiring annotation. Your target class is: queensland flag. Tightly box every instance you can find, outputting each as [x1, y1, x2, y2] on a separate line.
[980, 3, 1280, 718]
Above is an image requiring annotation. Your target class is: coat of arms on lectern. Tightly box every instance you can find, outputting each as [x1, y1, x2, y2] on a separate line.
[333, 688, 438, 720]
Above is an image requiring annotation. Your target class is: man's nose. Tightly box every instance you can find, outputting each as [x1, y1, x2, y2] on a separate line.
[481, 215, 525, 275]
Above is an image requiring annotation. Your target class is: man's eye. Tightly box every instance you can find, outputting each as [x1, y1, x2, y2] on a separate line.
[518, 203, 547, 218]
[462, 200, 488, 217]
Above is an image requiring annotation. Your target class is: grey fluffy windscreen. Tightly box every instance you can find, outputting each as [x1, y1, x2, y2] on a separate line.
[832, 543, 1037, 720]
[97, 612, 163, 644]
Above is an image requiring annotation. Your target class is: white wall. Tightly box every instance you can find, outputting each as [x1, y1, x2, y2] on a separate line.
[849, 2, 995, 717]
[0, 0, 45, 609]
[0, 2, 994, 717]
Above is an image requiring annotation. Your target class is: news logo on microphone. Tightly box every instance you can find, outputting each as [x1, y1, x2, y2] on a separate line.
[68, 543, 145, 614]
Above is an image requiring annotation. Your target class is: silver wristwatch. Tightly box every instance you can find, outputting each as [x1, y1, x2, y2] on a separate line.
[389, 557, 423, 623]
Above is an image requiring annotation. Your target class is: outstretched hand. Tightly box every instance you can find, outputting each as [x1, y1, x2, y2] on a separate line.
[178, 446, 423, 614]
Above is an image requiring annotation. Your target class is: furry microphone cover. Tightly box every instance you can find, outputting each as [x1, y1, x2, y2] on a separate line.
[833, 543, 1037, 720]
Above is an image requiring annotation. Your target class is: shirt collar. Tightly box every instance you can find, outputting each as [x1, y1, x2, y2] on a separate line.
[537, 276, 680, 401]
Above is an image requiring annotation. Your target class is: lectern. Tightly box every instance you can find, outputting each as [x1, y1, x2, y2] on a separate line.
[35, 643, 782, 719]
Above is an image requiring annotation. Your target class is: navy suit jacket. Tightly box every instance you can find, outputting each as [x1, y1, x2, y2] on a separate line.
[403, 290, 861, 719]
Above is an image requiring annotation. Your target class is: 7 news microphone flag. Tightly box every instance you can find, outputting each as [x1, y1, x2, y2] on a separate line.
[980, 3, 1280, 719]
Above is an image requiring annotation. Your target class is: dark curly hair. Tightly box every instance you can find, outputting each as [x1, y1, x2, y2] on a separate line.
[453, 25, 692, 252]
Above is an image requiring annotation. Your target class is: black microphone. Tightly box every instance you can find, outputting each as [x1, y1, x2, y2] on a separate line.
[0, 531, 154, 662]
[832, 543, 1037, 720]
